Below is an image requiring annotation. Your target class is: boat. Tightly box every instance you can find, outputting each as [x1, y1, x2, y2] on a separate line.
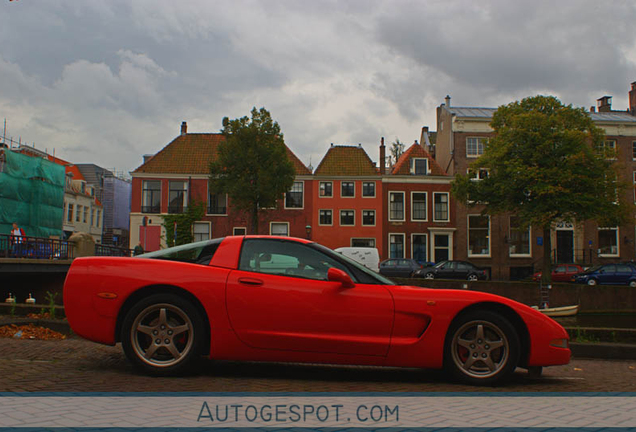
[531, 304, 580, 317]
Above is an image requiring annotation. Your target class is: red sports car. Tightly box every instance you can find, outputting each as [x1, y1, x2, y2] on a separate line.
[63, 236, 570, 386]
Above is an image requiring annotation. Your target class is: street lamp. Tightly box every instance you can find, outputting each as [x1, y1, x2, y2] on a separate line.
[305, 224, 312, 240]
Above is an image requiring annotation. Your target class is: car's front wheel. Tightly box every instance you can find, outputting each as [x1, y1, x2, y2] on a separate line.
[444, 310, 520, 386]
[424, 272, 435, 280]
[121, 293, 205, 376]
[587, 279, 598, 286]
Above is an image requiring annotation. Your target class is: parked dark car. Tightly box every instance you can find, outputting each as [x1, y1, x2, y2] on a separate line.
[414, 260, 488, 281]
[379, 258, 423, 278]
[572, 263, 636, 287]
[533, 264, 584, 282]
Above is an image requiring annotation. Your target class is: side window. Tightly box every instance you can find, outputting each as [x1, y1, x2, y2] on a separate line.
[554, 266, 566, 274]
[239, 239, 354, 281]
[616, 264, 631, 272]
[567, 266, 579, 273]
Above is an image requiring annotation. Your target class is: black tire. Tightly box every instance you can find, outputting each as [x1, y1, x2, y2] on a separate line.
[587, 279, 598, 286]
[444, 310, 520, 386]
[121, 293, 205, 376]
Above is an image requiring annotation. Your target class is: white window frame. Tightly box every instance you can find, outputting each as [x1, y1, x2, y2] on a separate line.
[362, 181, 376, 198]
[466, 137, 486, 158]
[318, 209, 333, 226]
[468, 214, 491, 257]
[269, 222, 290, 236]
[361, 209, 376, 226]
[193, 221, 211, 242]
[468, 167, 489, 181]
[319, 181, 333, 198]
[206, 185, 228, 216]
[433, 192, 450, 222]
[411, 191, 428, 222]
[431, 232, 453, 262]
[509, 216, 531, 258]
[411, 233, 428, 263]
[351, 238, 376, 248]
[341, 181, 355, 198]
[410, 158, 428, 175]
[388, 191, 406, 222]
[632, 141, 636, 161]
[233, 227, 247, 236]
[339, 209, 355, 226]
[388, 233, 406, 259]
[598, 227, 620, 257]
[284, 181, 304, 210]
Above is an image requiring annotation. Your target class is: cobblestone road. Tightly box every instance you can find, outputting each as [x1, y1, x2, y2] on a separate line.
[0, 337, 634, 392]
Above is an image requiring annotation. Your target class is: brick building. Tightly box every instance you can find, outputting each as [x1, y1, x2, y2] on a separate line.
[434, 85, 636, 280]
[130, 122, 312, 251]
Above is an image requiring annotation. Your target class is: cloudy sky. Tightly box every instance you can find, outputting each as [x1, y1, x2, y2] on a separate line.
[1, 0, 636, 175]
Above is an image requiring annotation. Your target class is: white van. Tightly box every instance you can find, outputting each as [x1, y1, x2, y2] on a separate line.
[334, 247, 380, 273]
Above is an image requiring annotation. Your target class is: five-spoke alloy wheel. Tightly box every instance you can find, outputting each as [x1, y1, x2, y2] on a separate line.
[444, 310, 519, 385]
[122, 293, 204, 375]
[424, 272, 435, 280]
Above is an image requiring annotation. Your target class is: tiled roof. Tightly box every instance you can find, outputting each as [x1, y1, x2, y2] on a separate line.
[391, 143, 447, 176]
[448, 106, 636, 124]
[313, 145, 378, 176]
[133, 133, 310, 175]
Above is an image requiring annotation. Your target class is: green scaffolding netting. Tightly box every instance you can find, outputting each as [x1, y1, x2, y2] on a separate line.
[0, 149, 65, 238]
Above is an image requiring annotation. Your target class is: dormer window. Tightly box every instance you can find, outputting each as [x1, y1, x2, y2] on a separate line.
[411, 158, 428, 175]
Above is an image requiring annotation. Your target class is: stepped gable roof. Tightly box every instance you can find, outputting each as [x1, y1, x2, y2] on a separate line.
[391, 143, 448, 176]
[313, 145, 378, 176]
[133, 133, 310, 175]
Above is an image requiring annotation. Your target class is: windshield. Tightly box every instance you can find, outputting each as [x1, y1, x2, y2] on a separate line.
[312, 243, 395, 285]
[582, 265, 602, 274]
[138, 238, 224, 265]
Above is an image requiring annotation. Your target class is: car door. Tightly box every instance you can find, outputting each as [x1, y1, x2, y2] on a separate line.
[380, 260, 397, 277]
[597, 265, 616, 284]
[455, 262, 471, 279]
[615, 265, 633, 284]
[553, 265, 567, 282]
[225, 238, 394, 356]
[437, 261, 456, 279]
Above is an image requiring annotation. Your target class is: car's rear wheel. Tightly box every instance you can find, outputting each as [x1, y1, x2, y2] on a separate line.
[587, 279, 598, 286]
[121, 293, 204, 376]
[424, 272, 435, 280]
[629, 280, 636, 288]
[467, 274, 479, 281]
[444, 310, 520, 386]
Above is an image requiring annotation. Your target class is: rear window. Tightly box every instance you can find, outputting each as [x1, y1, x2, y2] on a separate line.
[138, 238, 224, 265]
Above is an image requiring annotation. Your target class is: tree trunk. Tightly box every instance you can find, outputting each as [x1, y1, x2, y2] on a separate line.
[541, 226, 552, 284]
[251, 204, 259, 235]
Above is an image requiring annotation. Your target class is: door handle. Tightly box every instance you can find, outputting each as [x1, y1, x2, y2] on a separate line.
[238, 277, 264, 286]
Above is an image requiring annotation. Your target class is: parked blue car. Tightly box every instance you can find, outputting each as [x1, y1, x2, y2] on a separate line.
[572, 263, 636, 287]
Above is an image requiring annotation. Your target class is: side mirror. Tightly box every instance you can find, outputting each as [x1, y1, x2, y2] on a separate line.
[327, 268, 355, 289]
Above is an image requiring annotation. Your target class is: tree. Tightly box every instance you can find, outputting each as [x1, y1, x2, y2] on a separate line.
[390, 138, 405, 164]
[452, 95, 629, 283]
[209, 107, 296, 234]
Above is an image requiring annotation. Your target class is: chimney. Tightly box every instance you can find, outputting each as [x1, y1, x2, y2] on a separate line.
[379, 137, 386, 175]
[629, 82, 636, 115]
[445, 95, 451, 107]
[590, 106, 596, 113]
[181, 121, 187, 135]
[597, 96, 612, 113]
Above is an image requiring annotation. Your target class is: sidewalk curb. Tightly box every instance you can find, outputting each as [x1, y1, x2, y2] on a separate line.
[570, 342, 636, 361]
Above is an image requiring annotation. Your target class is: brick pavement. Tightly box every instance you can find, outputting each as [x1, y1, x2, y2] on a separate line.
[0, 336, 634, 392]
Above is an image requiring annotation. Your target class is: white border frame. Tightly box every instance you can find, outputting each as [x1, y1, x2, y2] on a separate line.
[388, 191, 406, 222]
[269, 221, 290, 236]
[508, 216, 532, 258]
[362, 181, 376, 198]
[284, 180, 305, 210]
[361, 209, 376, 226]
[192, 221, 211, 242]
[339, 209, 355, 226]
[318, 209, 333, 226]
[340, 181, 356, 198]
[410, 158, 428, 175]
[467, 214, 491, 258]
[432, 192, 450, 222]
[411, 191, 428, 222]
[319, 181, 333, 198]
[466, 136, 486, 158]
[233, 227, 247, 236]
[598, 226, 620, 258]
[388, 232, 406, 259]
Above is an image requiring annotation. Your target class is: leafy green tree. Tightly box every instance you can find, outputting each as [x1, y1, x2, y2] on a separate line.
[210, 107, 296, 234]
[452, 96, 629, 283]
[162, 201, 206, 246]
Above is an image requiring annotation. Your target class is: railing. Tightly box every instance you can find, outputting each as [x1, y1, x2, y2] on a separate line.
[141, 205, 160, 213]
[207, 205, 227, 215]
[0, 234, 73, 259]
[167, 205, 187, 214]
[94, 244, 132, 257]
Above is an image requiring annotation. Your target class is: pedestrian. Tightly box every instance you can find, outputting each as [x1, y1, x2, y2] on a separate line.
[133, 241, 145, 256]
[10, 222, 25, 257]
